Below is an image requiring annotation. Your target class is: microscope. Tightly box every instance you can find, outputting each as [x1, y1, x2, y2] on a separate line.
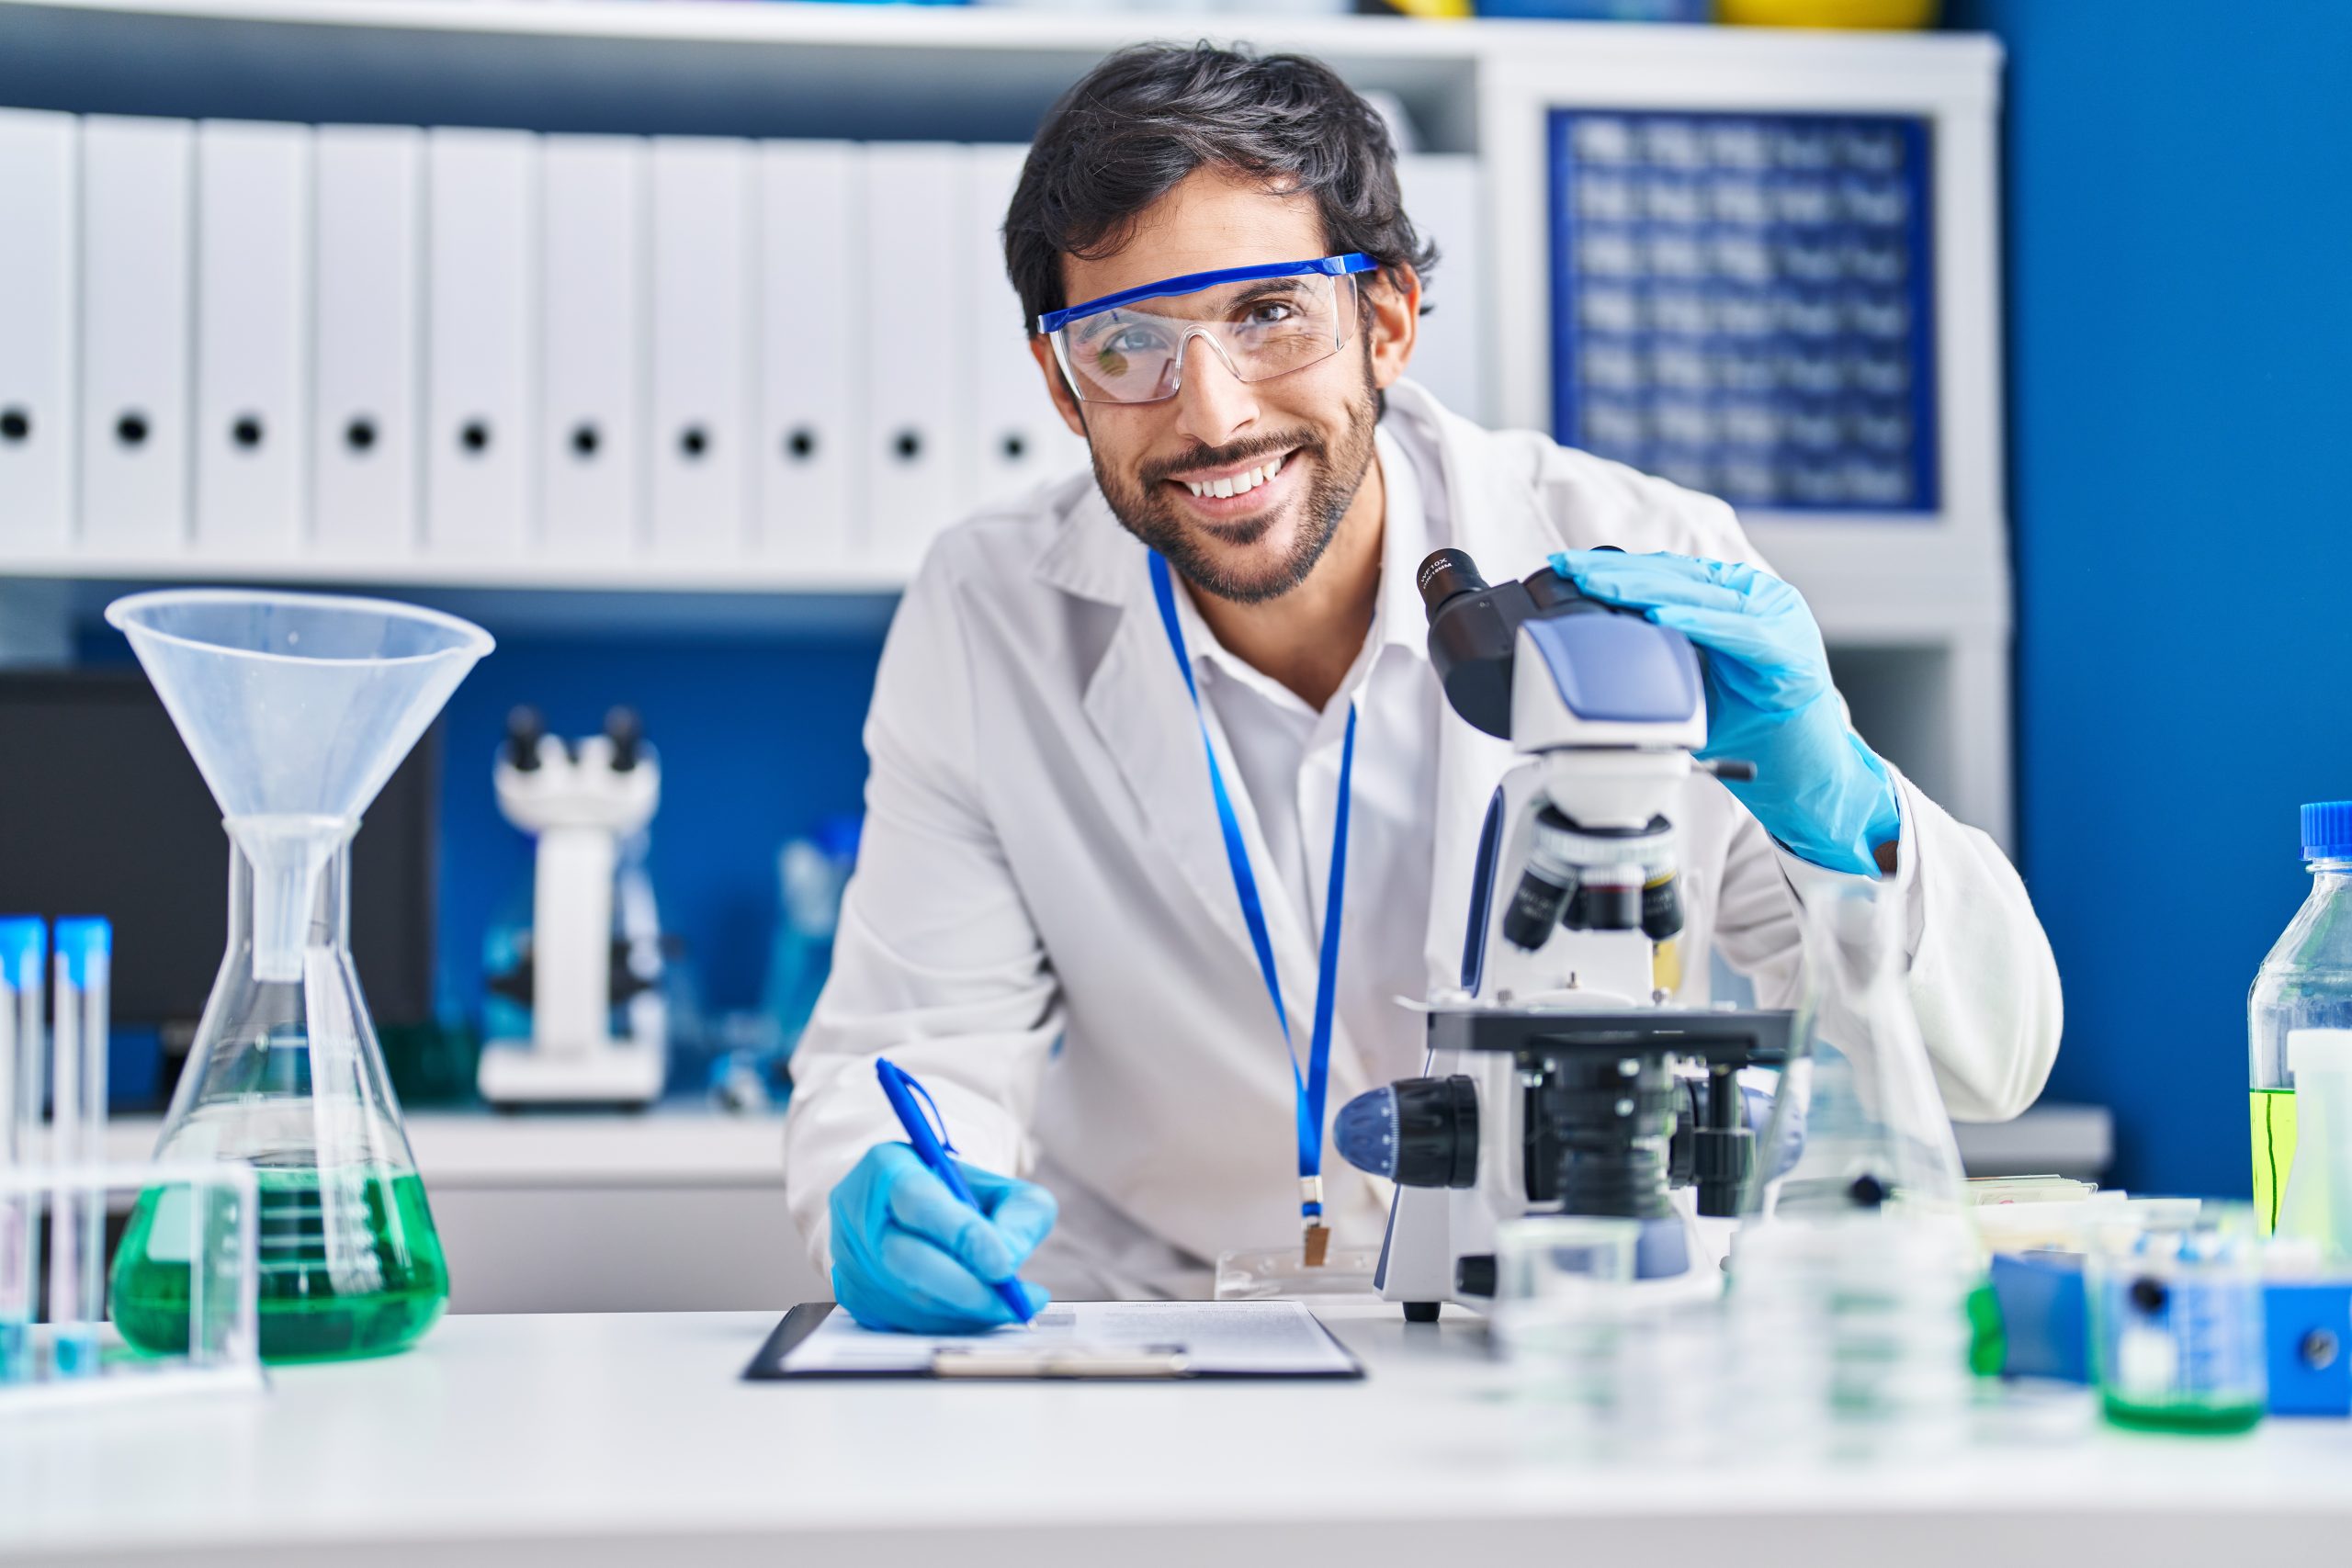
[478, 707, 670, 1109]
[1333, 549, 1792, 1319]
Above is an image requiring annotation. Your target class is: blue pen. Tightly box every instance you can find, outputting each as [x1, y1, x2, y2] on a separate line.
[874, 1058, 1036, 1325]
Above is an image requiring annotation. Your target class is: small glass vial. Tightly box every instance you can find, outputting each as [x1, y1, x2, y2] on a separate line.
[2089, 1212, 2266, 1434]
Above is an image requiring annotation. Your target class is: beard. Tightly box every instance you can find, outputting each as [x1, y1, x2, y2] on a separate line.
[1089, 360, 1383, 606]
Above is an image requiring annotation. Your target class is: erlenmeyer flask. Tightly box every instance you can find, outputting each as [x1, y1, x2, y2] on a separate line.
[100, 590, 492, 1363]
[1730, 883, 1978, 1450]
[1747, 882, 1969, 1223]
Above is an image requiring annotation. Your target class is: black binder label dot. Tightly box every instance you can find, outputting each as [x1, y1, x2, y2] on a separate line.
[0, 407, 28, 443]
[681, 425, 708, 459]
[116, 412, 149, 447]
[460, 420, 491, 454]
[1002, 433, 1026, 460]
[572, 423, 601, 458]
[786, 427, 817, 460]
[345, 416, 378, 452]
[232, 414, 264, 449]
[894, 430, 922, 462]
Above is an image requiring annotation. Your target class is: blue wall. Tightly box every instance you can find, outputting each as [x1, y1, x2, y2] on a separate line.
[433, 634, 882, 1023]
[1953, 0, 2352, 1195]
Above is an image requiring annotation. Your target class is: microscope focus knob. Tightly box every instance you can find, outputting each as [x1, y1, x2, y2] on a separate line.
[1333, 1076, 1479, 1189]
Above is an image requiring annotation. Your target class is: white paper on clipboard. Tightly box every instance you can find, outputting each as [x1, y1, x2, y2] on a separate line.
[784, 1299, 1359, 1378]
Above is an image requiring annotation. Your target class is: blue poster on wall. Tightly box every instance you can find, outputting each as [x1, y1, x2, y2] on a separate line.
[1548, 109, 1939, 515]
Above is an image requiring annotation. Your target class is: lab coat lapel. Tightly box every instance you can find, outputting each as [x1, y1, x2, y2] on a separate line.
[1045, 494, 1312, 1010]
[1047, 491, 1366, 1112]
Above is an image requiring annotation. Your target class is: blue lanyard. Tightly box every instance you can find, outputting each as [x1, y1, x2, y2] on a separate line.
[1148, 551, 1357, 1222]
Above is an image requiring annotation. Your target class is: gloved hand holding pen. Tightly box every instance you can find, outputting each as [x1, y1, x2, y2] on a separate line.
[829, 1142, 1057, 1335]
[1550, 548, 1902, 877]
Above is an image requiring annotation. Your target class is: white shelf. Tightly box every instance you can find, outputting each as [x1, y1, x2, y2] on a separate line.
[0, 1, 2019, 837]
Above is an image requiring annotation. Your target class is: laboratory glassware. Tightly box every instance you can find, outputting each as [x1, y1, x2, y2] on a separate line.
[1744, 882, 1969, 1224]
[101, 589, 492, 1364]
[2248, 801, 2352, 1233]
[0, 919, 43, 1383]
[0, 1161, 262, 1410]
[47, 919, 109, 1375]
[2088, 1208, 2267, 1434]
[1732, 883, 1978, 1452]
[1488, 1216, 1639, 1405]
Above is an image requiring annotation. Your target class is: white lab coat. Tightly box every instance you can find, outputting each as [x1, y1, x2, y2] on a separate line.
[783, 379, 2062, 1298]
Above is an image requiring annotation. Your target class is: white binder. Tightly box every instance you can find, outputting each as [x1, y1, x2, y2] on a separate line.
[0, 109, 75, 552]
[1395, 153, 1488, 424]
[647, 136, 753, 563]
[967, 143, 1089, 513]
[425, 127, 537, 559]
[539, 134, 646, 562]
[311, 124, 423, 559]
[755, 141, 861, 569]
[861, 143, 972, 574]
[79, 115, 195, 556]
[194, 119, 311, 558]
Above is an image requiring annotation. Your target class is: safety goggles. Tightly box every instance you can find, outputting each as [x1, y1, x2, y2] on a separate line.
[1038, 254, 1377, 405]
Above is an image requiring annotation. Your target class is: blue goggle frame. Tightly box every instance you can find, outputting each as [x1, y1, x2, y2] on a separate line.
[1036, 253, 1379, 336]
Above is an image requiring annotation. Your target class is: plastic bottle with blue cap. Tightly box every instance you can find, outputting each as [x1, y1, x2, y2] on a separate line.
[2249, 802, 2352, 1236]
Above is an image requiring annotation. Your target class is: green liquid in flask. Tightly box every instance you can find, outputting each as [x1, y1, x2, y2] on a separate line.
[111, 1160, 448, 1364]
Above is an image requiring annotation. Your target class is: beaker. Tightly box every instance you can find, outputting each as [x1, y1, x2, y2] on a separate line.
[100, 589, 492, 1363]
[2087, 1210, 2266, 1434]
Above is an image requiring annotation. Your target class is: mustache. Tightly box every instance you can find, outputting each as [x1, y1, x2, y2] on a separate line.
[1140, 432, 1320, 489]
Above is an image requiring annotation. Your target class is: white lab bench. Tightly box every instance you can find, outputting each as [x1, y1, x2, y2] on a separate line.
[100, 1103, 2108, 1316]
[2, 1304, 2346, 1568]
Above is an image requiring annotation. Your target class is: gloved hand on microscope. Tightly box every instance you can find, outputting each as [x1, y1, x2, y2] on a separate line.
[1550, 549, 1902, 878]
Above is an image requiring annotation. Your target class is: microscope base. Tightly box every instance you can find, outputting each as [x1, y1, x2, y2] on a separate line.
[478, 1039, 667, 1108]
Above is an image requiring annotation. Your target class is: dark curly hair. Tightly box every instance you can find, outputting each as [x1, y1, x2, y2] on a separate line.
[1002, 42, 1439, 338]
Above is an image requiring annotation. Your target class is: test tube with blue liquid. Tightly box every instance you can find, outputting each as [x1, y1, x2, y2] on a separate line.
[47, 919, 110, 1377]
[0, 919, 44, 1383]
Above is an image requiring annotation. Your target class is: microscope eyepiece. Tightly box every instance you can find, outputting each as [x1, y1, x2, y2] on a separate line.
[504, 706, 546, 773]
[1416, 548, 1488, 622]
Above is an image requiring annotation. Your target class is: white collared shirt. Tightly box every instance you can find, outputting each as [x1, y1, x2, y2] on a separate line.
[1171, 426, 1444, 1092]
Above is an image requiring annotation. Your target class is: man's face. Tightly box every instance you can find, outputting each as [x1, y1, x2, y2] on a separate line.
[1031, 167, 1418, 604]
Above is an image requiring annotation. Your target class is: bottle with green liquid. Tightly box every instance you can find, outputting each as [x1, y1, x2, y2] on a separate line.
[2247, 802, 2352, 1235]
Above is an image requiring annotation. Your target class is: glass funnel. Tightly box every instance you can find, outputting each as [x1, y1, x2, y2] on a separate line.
[101, 589, 492, 1363]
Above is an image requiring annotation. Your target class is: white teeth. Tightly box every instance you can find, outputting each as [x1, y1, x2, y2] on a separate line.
[1182, 454, 1288, 501]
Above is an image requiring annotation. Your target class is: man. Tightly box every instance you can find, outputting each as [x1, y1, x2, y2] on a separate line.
[784, 44, 2061, 1332]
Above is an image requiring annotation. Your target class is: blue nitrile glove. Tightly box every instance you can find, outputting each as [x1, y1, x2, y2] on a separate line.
[829, 1142, 1057, 1335]
[1550, 549, 1900, 875]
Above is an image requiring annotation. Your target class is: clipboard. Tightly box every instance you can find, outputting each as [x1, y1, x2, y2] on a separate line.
[743, 1301, 1366, 1382]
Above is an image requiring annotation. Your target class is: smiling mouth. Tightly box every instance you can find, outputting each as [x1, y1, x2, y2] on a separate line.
[1171, 450, 1289, 501]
